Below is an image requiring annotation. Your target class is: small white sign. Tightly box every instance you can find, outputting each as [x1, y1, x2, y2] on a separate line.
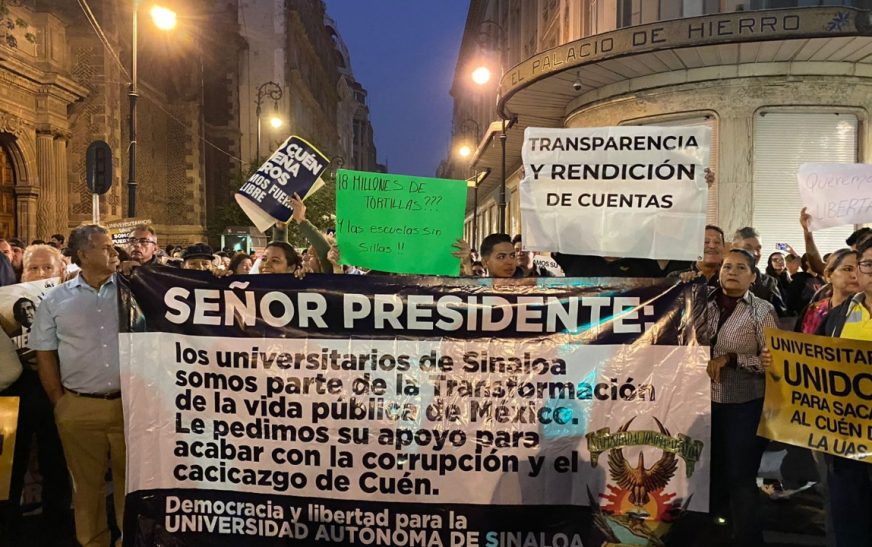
[798, 163, 872, 231]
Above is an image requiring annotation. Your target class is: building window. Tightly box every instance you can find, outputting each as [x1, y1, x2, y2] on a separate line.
[752, 111, 858, 254]
[617, 0, 667, 28]
[585, 0, 598, 35]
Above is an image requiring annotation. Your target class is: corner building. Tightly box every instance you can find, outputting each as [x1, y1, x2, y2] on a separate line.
[447, 1, 872, 252]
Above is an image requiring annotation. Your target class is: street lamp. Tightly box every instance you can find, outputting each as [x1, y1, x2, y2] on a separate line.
[471, 19, 509, 234]
[471, 66, 491, 86]
[253, 82, 285, 241]
[128, 1, 177, 218]
[149, 6, 176, 30]
[254, 81, 284, 163]
[454, 118, 481, 249]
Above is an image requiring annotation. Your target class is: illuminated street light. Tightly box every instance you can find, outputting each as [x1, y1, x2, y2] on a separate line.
[454, 118, 482, 249]
[254, 81, 284, 162]
[128, 1, 178, 217]
[471, 66, 491, 86]
[150, 5, 177, 30]
[471, 19, 510, 232]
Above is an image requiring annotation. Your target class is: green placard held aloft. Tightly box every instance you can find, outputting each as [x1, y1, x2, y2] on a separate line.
[336, 169, 468, 275]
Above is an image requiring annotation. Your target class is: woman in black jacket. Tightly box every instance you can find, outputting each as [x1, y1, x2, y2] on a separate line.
[765, 251, 791, 301]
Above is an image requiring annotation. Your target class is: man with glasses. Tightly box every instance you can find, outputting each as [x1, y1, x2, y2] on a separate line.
[820, 238, 872, 546]
[126, 225, 158, 267]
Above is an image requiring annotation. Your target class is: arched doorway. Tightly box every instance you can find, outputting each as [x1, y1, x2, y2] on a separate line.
[0, 144, 17, 238]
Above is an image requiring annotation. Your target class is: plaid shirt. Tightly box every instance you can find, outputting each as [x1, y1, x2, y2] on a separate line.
[706, 289, 777, 403]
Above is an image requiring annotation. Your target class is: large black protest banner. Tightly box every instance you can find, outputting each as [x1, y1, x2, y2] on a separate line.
[120, 269, 711, 546]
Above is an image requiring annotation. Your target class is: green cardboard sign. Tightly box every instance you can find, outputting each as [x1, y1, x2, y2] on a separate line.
[336, 169, 468, 275]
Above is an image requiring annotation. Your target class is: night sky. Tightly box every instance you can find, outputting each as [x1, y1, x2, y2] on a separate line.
[325, 1, 469, 178]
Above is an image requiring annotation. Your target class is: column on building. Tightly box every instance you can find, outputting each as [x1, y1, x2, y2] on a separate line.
[36, 130, 55, 238]
[52, 131, 70, 235]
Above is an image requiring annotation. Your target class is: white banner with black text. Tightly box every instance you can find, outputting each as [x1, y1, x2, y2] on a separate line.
[120, 268, 711, 547]
[521, 126, 710, 261]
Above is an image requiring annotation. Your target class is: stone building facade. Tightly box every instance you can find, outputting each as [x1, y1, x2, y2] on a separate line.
[238, 1, 381, 175]
[0, 0, 244, 244]
[446, 0, 872, 254]
[329, 16, 383, 173]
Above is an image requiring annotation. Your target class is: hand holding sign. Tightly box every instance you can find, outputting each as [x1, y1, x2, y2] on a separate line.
[798, 163, 872, 231]
[335, 169, 467, 275]
[520, 126, 711, 261]
[235, 136, 329, 232]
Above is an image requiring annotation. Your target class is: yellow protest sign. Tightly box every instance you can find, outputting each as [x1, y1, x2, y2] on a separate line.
[760, 328, 872, 462]
[0, 396, 20, 500]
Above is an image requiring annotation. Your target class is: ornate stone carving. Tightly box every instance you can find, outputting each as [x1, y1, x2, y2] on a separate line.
[0, 112, 28, 137]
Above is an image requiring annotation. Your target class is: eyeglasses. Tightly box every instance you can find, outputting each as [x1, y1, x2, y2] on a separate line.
[129, 238, 156, 246]
[858, 260, 872, 274]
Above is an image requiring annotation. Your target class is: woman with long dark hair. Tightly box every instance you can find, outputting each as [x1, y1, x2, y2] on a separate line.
[765, 251, 791, 300]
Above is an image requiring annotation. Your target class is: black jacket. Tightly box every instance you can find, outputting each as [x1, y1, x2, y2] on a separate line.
[752, 269, 789, 317]
[786, 272, 824, 315]
[819, 294, 862, 337]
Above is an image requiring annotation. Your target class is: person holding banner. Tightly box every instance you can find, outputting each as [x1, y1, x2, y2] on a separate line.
[259, 241, 304, 277]
[706, 248, 777, 547]
[452, 235, 515, 278]
[31, 225, 125, 547]
[125, 225, 159, 267]
[671, 225, 726, 286]
[180, 244, 215, 271]
[478, 234, 519, 278]
[815, 238, 872, 546]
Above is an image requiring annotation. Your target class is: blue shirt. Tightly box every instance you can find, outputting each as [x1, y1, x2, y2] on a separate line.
[30, 273, 120, 394]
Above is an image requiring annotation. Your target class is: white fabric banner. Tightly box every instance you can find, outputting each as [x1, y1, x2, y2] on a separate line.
[521, 126, 711, 261]
[119, 271, 712, 545]
[797, 162, 872, 231]
[122, 333, 711, 510]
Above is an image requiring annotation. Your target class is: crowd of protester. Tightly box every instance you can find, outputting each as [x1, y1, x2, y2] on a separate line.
[0, 189, 870, 547]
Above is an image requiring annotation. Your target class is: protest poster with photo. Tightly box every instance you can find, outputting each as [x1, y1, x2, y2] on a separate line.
[760, 328, 872, 461]
[335, 169, 467, 276]
[120, 268, 711, 546]
[521, 126, 710, 261]
[0, 278, 60, 363]
[236, 136, 330, 233]
[0, 278, 59, 505]
[797, 163, 872, 231]
[104, 218, 152, 246]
